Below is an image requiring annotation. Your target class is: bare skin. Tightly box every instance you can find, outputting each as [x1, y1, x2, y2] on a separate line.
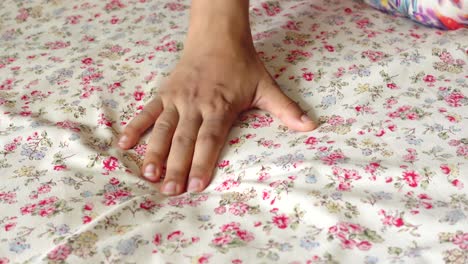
[118, 0, 317, 196]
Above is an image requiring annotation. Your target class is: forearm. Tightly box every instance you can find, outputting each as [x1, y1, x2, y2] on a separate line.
[185, 0, 253, 54]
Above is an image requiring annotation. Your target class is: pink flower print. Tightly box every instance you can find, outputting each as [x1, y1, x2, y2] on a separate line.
[221, 222, 240, 232]
[45, 41, 70, 50]
[20, 204, 36, 214]
[272, 214, 289, 229]
[356, 241, 372, 251]
[140, 199, 157, 210]
[440, 51, 454, 64]
[282, 20, 300, 31]
[327, 115, 344, 126]
[338, 181, 351, 191]
[258, 172, 270, 182]
[304, 136, 318, 147]
[440, 164, 451, 174]
[5, 222, 16, 231]
[457, 145, 468, 158]
[39, 206, 56, 217]
[164, 3, 186, 11]
[261, 2, 281, 16]
[37, 184, 51, 194]
[451, 179, 464, 189]
[229, 203, 249, 216]
[386, 83, 398, 89]
[105, 0, 126, 11]
[134, 144, 147, 156]
[406, 112, 419, 120]
[109, 177, 120, 185]
[452, 232, 468, 250]
[423, 75, 436, 86]
[340, 239, 356, 249]
[212, 234, 232, 246]
[215, 179, 240, 191]
[4, 143, 16, 152]
[47, 244, 72, 261]
[214, 206, 226, 214]
[445, 92, 464, 107]
[356, 18, 369, 28]
[103, 156, 119, 171]
[0, 78, 15, 90]
[236, 230, 254, 242]
[321, 151, 346, 165]
[402, 170, 420, 188]
[167, 231, 183, 241]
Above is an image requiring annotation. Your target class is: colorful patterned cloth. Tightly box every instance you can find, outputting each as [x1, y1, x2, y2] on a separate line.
[364, 0, 467, 29]
[1, 0, 467, 263]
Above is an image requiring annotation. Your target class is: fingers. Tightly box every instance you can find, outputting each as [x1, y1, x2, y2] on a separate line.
[141, 106, 178, 182]
[119, 97, 163, 149]
[162, 113, 202, 195]
[255, 79, 318, 132]
[187, 116, 234, 193]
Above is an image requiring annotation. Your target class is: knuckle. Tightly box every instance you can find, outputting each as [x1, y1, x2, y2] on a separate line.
[154, 120, 173, 133]
[140, 109, 157, 120]
[173, 134, 196, 145]
[166, 168, 185, 179]
[190, 164, 209, 177]
[198, 132, 221, 144]
[144, 151, 163, 162]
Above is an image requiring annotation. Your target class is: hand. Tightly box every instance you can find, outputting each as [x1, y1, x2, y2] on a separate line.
[118, 0, 317, 196]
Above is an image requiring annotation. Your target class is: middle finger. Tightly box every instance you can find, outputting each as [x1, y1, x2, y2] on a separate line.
[161, 111, 202, 195]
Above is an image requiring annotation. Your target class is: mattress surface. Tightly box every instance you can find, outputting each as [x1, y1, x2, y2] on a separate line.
[0, 0, 467, 263]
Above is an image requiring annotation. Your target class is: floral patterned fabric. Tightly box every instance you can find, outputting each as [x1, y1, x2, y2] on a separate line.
[1, 0, 467, 263]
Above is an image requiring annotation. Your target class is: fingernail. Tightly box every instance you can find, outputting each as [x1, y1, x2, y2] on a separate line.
[118, 135, 128, 147]
[301, 114, 312, 123]
[187, 178, 202, 193]
[162, 181, 177, 195]
[144, 164, 157, 181]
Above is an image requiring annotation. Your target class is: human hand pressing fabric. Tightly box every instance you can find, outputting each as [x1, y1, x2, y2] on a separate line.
[118, 0, 317, 196]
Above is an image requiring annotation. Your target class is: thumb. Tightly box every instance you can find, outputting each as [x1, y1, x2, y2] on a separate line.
[254, 79, 318, 132]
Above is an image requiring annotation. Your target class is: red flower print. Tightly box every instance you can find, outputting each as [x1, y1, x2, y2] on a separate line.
[272, 214, 289, 229]
[386, 83, 397, 89]
[167, 231, 183, 241]
[82, 216, 92, 224]
[218, 160, 230, 168]
[440, 164, 451, 174]
[81, 57, 93, 65]
[324, 45, 335, 52]
[153, 233, 162, 246]
[133, 90, 145, 101]
[302, 72, 314, 81]
[393, 218, 404, 227]
[102, 156, 119, 171]
[402, 170, 420, 187]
